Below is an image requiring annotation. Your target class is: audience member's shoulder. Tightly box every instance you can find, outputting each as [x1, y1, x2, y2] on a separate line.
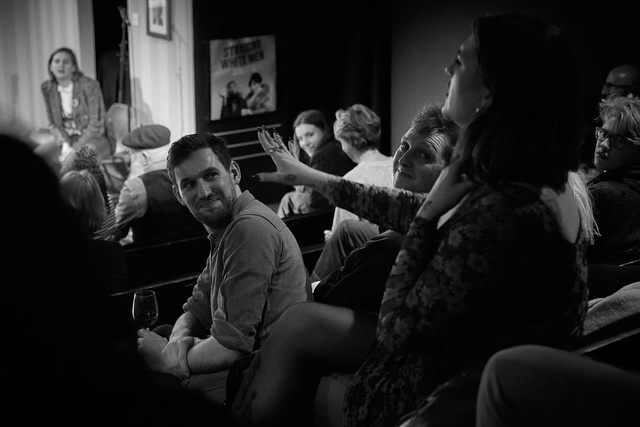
[465, 183, 549, 217]
[317, 138, 343, 155]
[233, 192, 288, 231]
[77, 74, 100, 86]
[589, 166, 640, 189]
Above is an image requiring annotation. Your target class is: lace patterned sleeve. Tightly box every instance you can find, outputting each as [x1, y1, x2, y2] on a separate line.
[327, 179, 425, 234]
[376, 190, 536, 354]
[377, 214, 439, 353]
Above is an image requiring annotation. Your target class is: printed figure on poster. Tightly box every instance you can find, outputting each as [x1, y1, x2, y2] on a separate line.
[210, 35, 276, 121]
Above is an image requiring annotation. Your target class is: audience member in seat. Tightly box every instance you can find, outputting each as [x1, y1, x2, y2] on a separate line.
[60, 169, 108, 237]
[41, 47, 111, 162]
[601, 64, 640, 101]
[311, 105, 393, 278]
[277, 109, 355, 218]
[60, 145, 118, 241]
[475, 344, 640, 427]
[114, 124, 206, 245]
[231, 11, 589, 427]
[2, 132, 236, 425]
[59, 169, 128, 294]
[326, 104, 393, 239]
[136, 133, 311, 405]
[587, 95, 640, 265]
[311, 103, 457, 286]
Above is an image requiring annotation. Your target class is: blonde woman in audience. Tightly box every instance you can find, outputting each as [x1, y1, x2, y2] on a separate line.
[587, 95, 640, 265]
[326, 104, 394, 240]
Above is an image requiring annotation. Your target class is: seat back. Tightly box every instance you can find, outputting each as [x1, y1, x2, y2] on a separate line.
[105, 102, 132, 154]
[100, 153, 129, 196]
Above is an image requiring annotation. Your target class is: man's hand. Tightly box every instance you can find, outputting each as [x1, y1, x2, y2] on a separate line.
[162, 336, 196, 379]
[137, 329, 170, 374]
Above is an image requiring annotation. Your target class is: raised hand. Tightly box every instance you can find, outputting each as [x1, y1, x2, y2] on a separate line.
[288, 136, 301, 160]
[253, 127, 317, 186]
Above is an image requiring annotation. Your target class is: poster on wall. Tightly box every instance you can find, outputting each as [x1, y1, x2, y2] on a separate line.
[209, 34, 277, 121]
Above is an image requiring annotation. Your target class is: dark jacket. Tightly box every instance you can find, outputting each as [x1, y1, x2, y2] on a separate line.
[587, 165, 640, 264]
[132, 170, 206, 244]
[306, 138, 356, 210]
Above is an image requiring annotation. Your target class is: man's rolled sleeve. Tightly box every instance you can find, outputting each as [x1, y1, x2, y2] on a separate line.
[183, 242, 215, 329]
[210, 217, 279, 353]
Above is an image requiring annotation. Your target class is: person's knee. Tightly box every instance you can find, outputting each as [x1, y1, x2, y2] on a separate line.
[480, 345, 550, 401]
[275, 303, 322, 335]
[268, 302, 340, 352]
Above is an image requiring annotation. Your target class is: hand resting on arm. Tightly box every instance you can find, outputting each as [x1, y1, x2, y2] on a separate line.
[137, 310, 242, 379]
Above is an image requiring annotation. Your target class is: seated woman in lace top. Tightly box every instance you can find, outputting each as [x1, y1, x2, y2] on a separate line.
[231, 11, 590, 427]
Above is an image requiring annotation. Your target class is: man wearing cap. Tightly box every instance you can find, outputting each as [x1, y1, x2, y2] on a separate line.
[114, 124, 206, 244]
[588, 95, 640, 266]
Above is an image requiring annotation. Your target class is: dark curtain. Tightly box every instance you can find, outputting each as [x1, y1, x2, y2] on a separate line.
[284, 1, 391, 153]
[192, 0, 391, 154]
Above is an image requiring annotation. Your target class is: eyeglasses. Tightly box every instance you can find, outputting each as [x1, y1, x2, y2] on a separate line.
[595, 127, 632, 149]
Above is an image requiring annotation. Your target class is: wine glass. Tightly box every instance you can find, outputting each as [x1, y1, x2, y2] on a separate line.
[132, 290, 159, 330]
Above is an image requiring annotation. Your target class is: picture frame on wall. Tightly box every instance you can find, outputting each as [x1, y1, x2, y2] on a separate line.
[209, 34, 277, 123]
[147, 0, 171, 40]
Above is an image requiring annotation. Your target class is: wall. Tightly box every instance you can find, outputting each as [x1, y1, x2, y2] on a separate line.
[0, 0, 96, 136]
[390, 0, 640, 153]
[125, 0, 195, 141]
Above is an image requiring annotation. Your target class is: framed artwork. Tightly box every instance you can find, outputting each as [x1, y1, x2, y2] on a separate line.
[209, 34, 277, 122]
[147, 0, 171, 40]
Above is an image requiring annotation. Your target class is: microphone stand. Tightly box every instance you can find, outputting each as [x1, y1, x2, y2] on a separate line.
[117, 6, 130, 104]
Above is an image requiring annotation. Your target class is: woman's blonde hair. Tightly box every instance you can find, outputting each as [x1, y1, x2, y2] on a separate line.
[569, 170, 599, 244]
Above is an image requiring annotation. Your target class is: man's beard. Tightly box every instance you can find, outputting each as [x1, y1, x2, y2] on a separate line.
[201, 186, 237, 230]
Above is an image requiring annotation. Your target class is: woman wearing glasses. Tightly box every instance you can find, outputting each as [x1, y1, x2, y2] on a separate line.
[588, 95, 640, 265]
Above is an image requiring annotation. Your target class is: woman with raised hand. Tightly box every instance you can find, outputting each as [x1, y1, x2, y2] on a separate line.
[232, 11, 589, 427]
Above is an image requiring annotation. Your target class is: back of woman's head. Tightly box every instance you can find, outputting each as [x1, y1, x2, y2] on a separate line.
[334, 104, 381, 151]
[60, 169, 106, 236]
[462, 11, 583, 190]
[61, 146, 111, 212]
[293, 109, 333, 141]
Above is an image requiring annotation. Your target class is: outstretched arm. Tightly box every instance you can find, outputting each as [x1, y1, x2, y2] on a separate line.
[254, 128, 335, 200]
[255, 128, 424, 232]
